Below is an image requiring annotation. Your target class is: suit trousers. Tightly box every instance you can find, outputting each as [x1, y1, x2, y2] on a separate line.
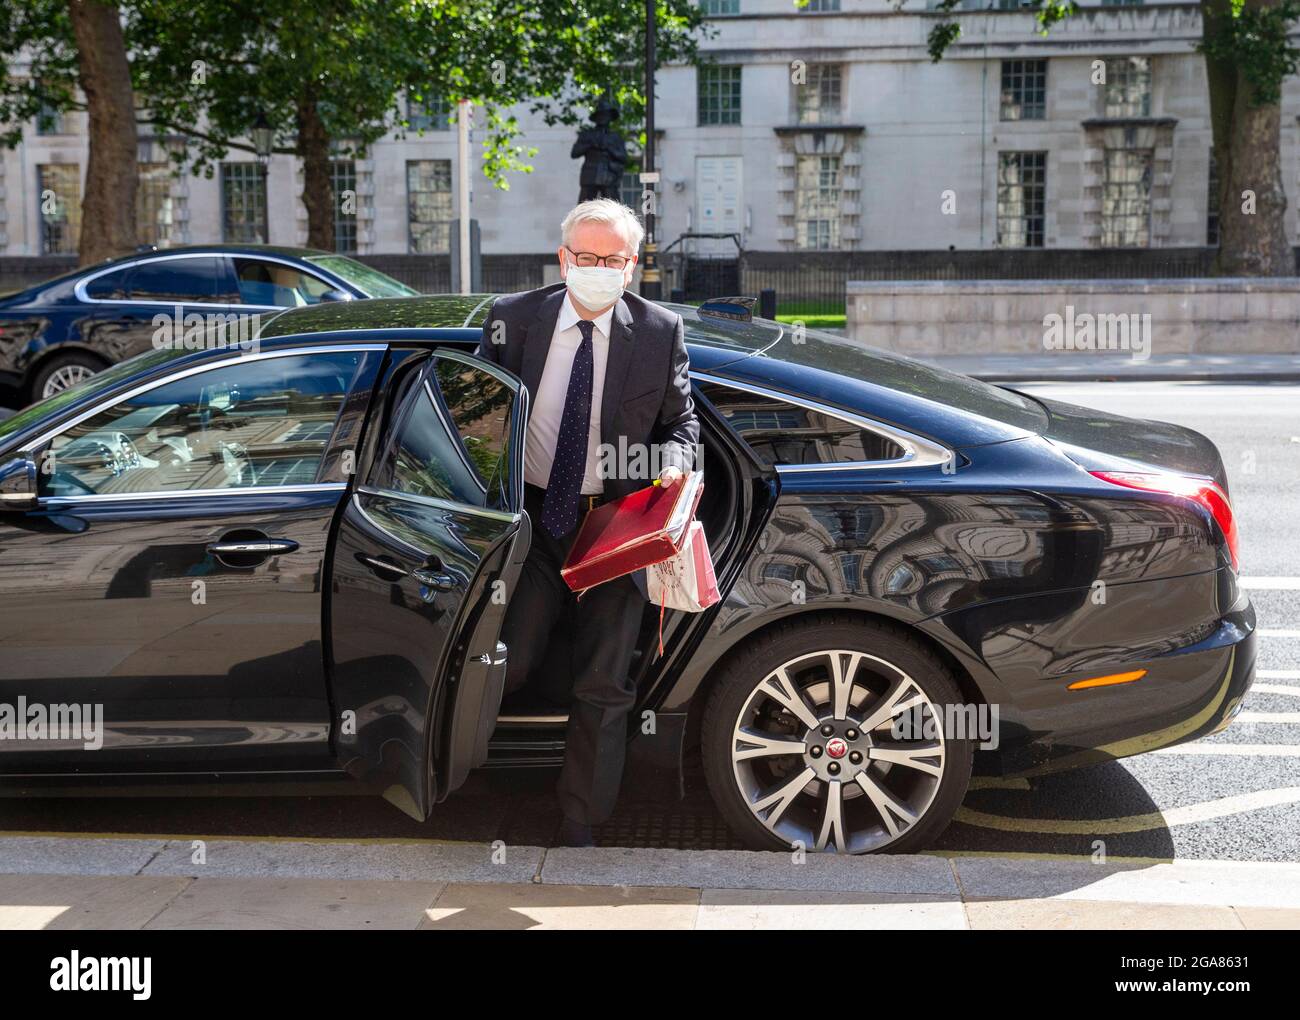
[501, 483, 645, 826]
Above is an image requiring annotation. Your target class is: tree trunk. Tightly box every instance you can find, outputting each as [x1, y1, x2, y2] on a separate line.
[297, 94, 334, 251]
[67, 0, 137, 266]
[1202, 0, 1295, 275]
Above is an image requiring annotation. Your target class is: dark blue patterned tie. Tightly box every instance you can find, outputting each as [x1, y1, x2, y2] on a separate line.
[541, 319, 595, 538]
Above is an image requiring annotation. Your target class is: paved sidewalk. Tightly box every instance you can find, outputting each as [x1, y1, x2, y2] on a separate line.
[1, 835, 1298, 929]
[921, 352, 1300, 383]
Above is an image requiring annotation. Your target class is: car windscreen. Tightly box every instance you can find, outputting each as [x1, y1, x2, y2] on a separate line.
[306, 255, 420, 298]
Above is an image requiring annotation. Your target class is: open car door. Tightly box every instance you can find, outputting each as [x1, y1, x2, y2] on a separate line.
[329, 349, 529, 819]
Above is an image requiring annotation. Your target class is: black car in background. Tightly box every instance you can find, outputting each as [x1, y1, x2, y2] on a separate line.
[0, 245, 417, 401]
[0, 296, 1254, 853]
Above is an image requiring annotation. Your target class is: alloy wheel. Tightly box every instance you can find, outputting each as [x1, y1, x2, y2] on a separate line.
[42, 363, 97, 398]
[730, 649, 946, 853]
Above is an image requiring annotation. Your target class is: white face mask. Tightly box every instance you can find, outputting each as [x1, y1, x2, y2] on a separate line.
[564, 262, 626, 311]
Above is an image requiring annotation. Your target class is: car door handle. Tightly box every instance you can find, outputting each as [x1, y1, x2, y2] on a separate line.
[359, 554, 408, 578]
[206, 539, 299, 556]
[412, 568, 456, 592]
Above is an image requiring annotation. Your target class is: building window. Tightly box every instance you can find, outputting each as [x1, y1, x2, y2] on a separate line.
[331, 159, 357, 254]
[997, 151, 1046, 248]
[1101, 0, 1144, 5]
[700, 0, 739, 13]
[796, 64, 842, 125]
[407, 159, 453, 253]
[1000, 59, 1047, 121]
[620, 169, 644, 210]
[37, 163, 80, 255]
[406, 91, 450, 132]
[698, 65, 742, 126]
[221, 162, 266, 243]
[1105, 57, 1151, 118]
[137, 162, 173, 247]
[802, 0, 841, 10]
[35, 100, 65, 136]
[1101, 147, 1152, 247]
[1207, 148, 1220, 247]
[796, 154, 841, 250]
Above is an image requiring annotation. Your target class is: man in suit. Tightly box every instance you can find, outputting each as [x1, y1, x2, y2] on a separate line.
[478, 199, 698, 847]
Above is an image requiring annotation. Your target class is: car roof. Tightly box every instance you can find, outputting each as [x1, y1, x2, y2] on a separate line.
[261, 294, 1047, 446]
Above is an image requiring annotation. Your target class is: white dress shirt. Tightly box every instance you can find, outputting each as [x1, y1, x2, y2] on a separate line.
[524, 294, 613, 495]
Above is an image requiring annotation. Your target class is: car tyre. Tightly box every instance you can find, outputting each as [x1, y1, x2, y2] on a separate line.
[31, 352, 105, 402]
[702, 614, 974, 854]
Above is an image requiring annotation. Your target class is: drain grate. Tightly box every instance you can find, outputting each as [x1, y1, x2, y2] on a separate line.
[595, 802, 746, 851]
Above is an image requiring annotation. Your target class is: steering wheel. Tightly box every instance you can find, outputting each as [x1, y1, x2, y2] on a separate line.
[219, 440, 256, 487]
[109, 431, 144, 472]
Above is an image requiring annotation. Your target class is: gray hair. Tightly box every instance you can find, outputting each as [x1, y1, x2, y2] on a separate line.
[560, 198, 645, 254]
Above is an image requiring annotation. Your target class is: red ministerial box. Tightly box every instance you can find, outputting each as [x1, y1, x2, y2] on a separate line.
[560, 471, 704, 592]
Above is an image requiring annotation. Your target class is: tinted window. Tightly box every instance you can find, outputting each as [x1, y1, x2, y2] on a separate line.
[376, 356, 514, 509]
[699, 381, 904, 466]
[84, 267, 132, 300]
[127, 257, 225, 302]
[234, 258, 333, 307]
[41, 352, 364, 497]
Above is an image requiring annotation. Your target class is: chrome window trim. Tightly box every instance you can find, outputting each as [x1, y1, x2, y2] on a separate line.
[19, 343, 386, 454]
[690, 371, 953, 472]
[73, 251, 343, 309]
[464, 294, 494, 327]
[39, 482, 347, 508]
[355, 486, 520, 526]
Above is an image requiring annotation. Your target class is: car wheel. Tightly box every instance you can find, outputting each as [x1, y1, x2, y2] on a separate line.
[702, 615, 974, 854]
[32, 352, 104, 401]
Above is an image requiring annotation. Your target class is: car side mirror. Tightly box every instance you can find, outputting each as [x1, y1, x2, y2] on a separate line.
[0, 456, 37, 510]
[320, 288, 353, 303]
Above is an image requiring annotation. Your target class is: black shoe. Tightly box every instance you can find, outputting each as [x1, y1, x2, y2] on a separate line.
[558, 816, 595, 848]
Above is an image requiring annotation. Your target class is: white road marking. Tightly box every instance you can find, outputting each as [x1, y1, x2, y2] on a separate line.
[1258, 629, 1300, 638]
[1253, 684, 1300, 697]
[1239, 577, 1300, 590]
[1259, 670, 1300, 679]
[957, 787, 1300, 834]
[1236, 711, 1300, 724]
[1150, 743, 1300, 757]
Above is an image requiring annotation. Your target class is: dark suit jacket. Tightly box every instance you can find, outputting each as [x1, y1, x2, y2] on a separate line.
[477, 282, 699, 501]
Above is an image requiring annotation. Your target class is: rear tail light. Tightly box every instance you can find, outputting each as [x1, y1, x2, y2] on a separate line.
[1090, 470, 1239, 572]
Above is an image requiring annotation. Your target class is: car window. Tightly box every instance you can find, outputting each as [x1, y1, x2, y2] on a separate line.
[40, 352, 366, 497]
[698, 381, 905, 466]
[84, 267, 133, 300]
[126, 257, 225, 303]
[233, 258, 334, 307]
[306, 255, 419, 298]
[374, 355, 514, 510]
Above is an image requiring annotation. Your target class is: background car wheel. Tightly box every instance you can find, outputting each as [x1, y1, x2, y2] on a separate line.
[702, 615, 974, 854]
[31, 352, 105, 401]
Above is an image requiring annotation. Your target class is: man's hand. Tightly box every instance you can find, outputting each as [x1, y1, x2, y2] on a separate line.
[658, 466, 684, 486]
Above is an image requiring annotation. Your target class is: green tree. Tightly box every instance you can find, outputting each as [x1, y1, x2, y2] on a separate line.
[926, 0, 1299, 276]
[129, 0, 706, 251]
[0, 0, 137, 265]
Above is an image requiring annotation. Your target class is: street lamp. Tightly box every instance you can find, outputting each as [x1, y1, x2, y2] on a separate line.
[252, 111, 273, 244]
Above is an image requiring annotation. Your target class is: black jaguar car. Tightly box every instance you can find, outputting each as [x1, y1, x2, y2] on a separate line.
[0, 244, 417, 401]
[0, 295, 1253, 853]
